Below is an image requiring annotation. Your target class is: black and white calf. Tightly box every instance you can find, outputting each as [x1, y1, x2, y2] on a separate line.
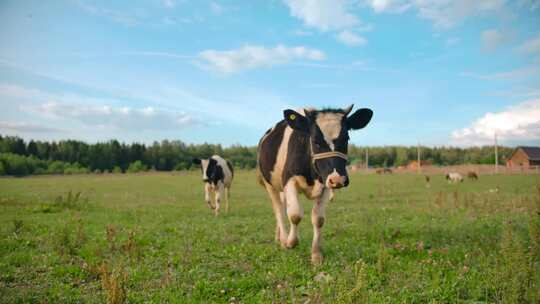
[257, 105, 373, 264]
[193, 155, 234, 216]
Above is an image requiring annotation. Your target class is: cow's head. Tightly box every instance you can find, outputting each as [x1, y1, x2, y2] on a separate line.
[283, 105, 373, 189]
[193, 157, 220, 183]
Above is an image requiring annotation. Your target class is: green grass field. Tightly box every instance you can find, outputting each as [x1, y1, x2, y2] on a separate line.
[1, 171, 539, 303]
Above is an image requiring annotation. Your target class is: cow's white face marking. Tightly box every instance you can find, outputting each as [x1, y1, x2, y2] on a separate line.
[315, 113, 344, 151]
[325, 169, 341, 188]
[201, 159, 209, 180]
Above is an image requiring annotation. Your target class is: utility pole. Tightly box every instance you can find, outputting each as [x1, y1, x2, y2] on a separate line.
[417, 142, 421, 174]
[494, 133, 499, 174]
[365, 147, 369, 171]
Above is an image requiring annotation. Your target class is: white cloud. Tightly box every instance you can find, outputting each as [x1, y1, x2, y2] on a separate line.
[336, 30, 367, 46]
[445, 37, 461, 46]
[481, 29, 511, 52]
[197, 44, 326, 73]
[29, 102, 195, 130]
[0, 83, 196, 131]
[367, 0, 411, 13]
[283, 0, 359, 31]
[283, 0, 371, 46]
[162, 0, 177, 8]
[517, 36, 540, 55]
[487, 88, 540, 98]
[367, 0, 506, 29]
[451, 99, 540, 145]
[0, 122, 64, 133]
[292, 29, 314, 36]
[75, 2, 142, 26]
[418, 0, 506, 29]
[518, 0, 540, 10]
[210, 2, 224, 15]
[461, 64, 540, 80]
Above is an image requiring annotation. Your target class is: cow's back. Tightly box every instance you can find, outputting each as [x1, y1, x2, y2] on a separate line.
[257, 120, 290, 190]
[257, 120, 313, 191]
[211, 155, 233, 187]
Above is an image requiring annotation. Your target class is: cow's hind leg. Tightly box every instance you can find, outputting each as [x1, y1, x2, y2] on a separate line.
[224, 186, 230, 213]
[265, 182, 288, 248]
[278, 192, 286, 243]
[311, 189, 331, 265]
[205, 183, 215, 210]
[284, 179, 302, 248]
[214, 183, 225, 217]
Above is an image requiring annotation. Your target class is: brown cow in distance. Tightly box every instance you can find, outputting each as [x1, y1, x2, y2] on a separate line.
[467, 171, 478, 180]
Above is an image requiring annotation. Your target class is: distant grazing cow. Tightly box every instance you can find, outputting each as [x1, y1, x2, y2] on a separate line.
[446, 172, 463, 183]
[376, 168, 393, 174]
[193, 155, 234, 216]
[467, 171, 478, 180]
[257, 105, 373, 264]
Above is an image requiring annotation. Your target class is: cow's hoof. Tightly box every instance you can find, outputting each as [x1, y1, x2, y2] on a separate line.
[286, 237, 299, 249]
[311, 252, 324, 265]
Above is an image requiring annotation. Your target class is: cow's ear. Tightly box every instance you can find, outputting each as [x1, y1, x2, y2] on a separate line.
[284, 109, 309, 133]
[347, 108, 373, 130]
[192, 158, 201, 165]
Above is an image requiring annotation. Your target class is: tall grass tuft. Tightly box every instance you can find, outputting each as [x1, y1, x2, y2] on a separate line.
[377, 238, 389, 275]
[36, 190, 89, 213]
[106, 224, 118, 252]
[99, 262, 128, 304]
[495, 222, 530, 303]
[345, 260, 369, 303]
[528, 188, 540, 259]
[12, 219, 23, 235]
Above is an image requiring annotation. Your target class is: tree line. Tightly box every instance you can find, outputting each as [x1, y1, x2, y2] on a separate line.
[0, 135, 512, 176]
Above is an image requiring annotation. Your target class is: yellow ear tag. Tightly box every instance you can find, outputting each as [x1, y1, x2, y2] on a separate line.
[290, 114, 296, 120]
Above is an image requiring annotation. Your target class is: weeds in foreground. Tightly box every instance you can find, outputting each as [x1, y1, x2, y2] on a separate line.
[12, 219, 23, 235]
[99, 262, 128, 304]
[36, 190, 89, 213]
[106, 224, 118, 252]
[376, 239, 389, 275]
[348, 260, 369, 303]
[494, 218, 540, 303]
[528, 191, 540, 259]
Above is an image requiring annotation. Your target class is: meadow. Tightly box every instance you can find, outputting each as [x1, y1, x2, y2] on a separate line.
[1, 171, 539, 303]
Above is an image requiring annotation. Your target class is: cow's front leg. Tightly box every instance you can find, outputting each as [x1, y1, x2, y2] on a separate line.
[204, 183, 215, 210]
[284, 179, 302, 248]
[311, 188, 331, 265]
[214, 183, 224, 217]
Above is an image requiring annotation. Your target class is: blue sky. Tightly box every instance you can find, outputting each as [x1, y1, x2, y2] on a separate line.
[0, 0, 539, 147]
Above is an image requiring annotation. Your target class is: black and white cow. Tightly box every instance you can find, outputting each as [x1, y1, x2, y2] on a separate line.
[257, 105, 373, 264]
[193, 155, 234, 216]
